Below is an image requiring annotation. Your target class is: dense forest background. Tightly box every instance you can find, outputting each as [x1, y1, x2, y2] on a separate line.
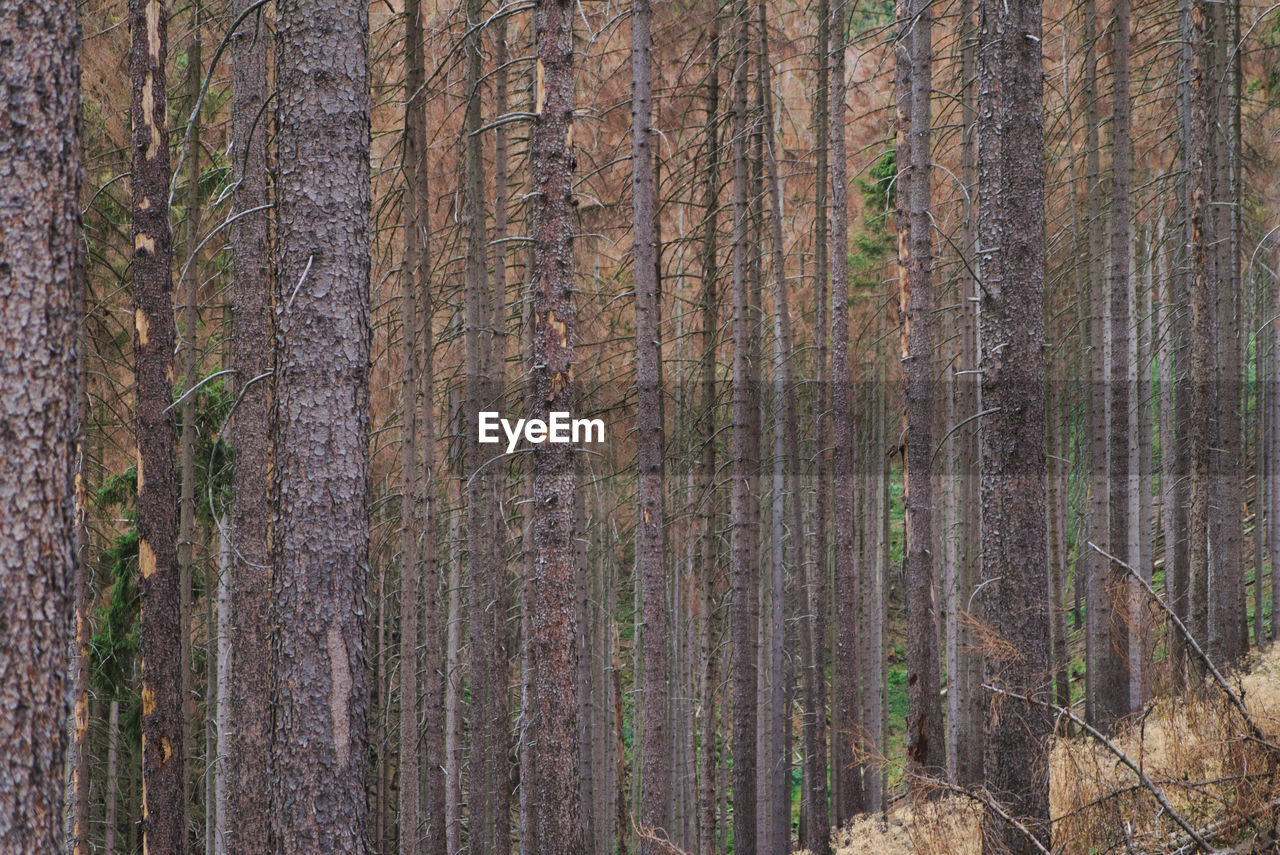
[5, 0, 1280, 851]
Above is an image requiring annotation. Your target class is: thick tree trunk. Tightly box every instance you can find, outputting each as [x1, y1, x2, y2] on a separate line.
[270, 0, 373, 843]
[974, 0, 1052, 847]
[632, 2, 671, 851]
[897, 0, 945, 790]
[226, 0, 272, 844]
[524, 3, 585, 853]
[129, 0, 189, 842]
[0, 0, 80, 842]
[828, 0, 866, 823]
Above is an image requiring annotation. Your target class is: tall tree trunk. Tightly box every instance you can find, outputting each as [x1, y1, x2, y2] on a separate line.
[226, 0, 272, 844]
[524, 2, 584, 853]
[804, 0, 833, 845]
[461, 1, 499, 849]
[130, 0, 189, 840]
[695, 13, 722, 853]
[951, 0, 984, 784]
[1187, 0, 1215, 668]
[897, 0, 945, 789]
[1103, 0, 1133, 727]
[728, 1, 761, 850]
[0, 0, 80, 841]
[828, 0, 866, 822]
[1081, 0, 1112, 727]
[1170, 0, 1195, 688]
[178, 7, 202, 847]
[270, 0, 373, 842]
[760, 7, 799, 849]
[632, 3, 671, 851]
[974, 0, 1052, 847]
[400, 0, 429, 844]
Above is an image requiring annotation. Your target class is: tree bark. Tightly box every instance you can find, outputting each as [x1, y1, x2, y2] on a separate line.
[728, 1, 761, 850]
[828, 0, 866, 823]
[974, 0, 1052, 846]
[897, 0, 945, 790]
[226, 0, 272, 845]
[270, 0, 373, 843]
[129, 0, 189, 841]
[803, 0, 833, 845]
[1103, 0, 1133, 727]
[0, 0, 80, 843]
[632, 0, 671, 851]
[524, 3, 585, 853]
[1187, 0, 1215, 670]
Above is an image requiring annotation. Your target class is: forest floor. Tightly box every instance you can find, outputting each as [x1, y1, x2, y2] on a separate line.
[831, 647, 1280, 855]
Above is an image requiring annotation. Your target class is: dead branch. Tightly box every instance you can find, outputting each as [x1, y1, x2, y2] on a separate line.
[1086, 542, 1280, 757]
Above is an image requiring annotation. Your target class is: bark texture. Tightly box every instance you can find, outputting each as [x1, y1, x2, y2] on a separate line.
[130, 0, 189, 843]
[0, 0, 80, 844]
[632, 0, 671, 850]
[227, 0, 272, 847]
[974, 0, 1052, 847]
[897, 0, 945, 788]
[524, 2, 585, 853]
[729, 3, 760, 850]
[270, 0, 373, 845]
[828, 0, 866, 823]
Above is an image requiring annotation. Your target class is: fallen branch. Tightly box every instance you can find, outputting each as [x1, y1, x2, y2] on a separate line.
[1086, 542, 1280, 757]
[903, 770, 1055, 855]
[983, 682, 1218, 853]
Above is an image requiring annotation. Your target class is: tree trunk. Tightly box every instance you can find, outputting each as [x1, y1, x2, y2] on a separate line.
[226, 0, 272, 844]
[1188, 0, 1215, 669]
[178, 9, 202, 846]
[524, 2, 585, 852]
[760, 6, 799, 849]
[632, 3, 671, 851]
[400, 0, 431, 844]
[974, 0, 1052, 847]
[0, 0, 80, 841]
[828, 0, 866, 823]
[897, 0, 945, 790]
[1081, 0, 1112, 727]
[106, 700, 121, 855]
[695, 12, 722, 854]
[1104, 0, 1133, 727]
[804, 0, 833, 846]
[728, 1, 761, 850]
[270, 0, 373, 842]
[952, 0, 985, 784]
[130, 0, 189, 840]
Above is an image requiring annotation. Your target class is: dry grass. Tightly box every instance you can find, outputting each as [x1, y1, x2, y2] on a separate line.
[832, 649, 1280, 854]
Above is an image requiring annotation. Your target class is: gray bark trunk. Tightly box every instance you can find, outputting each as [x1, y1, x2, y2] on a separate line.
[270, 0, 373, 842]
[0, 0, 81, 842]
[974, 0, 1052, 846]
